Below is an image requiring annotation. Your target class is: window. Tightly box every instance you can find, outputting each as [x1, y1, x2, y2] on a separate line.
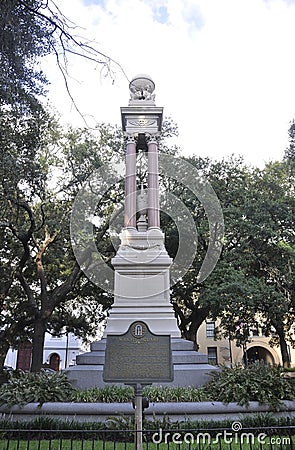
[208, 347, 218, 365]
[206, 322, 215, 338]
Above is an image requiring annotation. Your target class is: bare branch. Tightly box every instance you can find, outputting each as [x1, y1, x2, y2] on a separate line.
[52, 46, 88, 125]
[18, 0, 130, 86]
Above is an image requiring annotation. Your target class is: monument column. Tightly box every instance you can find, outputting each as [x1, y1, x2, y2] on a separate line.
[106, 75, 180, 338]
[67, 74, 214, 390]
[147, 134, 160, 228]
[124, 134, 137, 228]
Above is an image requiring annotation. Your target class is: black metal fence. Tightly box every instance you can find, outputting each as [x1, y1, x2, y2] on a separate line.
[0, 426, 295, 449]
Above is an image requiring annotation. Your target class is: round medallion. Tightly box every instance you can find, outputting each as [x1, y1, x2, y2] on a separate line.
[131, 321, 147, 338]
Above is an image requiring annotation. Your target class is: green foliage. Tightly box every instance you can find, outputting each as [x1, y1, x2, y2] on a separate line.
[3, 372, 290, 409]
[0, 370, 10, 386]
[0, 1, 119, 372]
[0, 0, 51, 111]
[1, 413, 295, 431]
[72, 385, 208, 403]
[73, 385, 134, 403]
[142, 385, 208, 402]
[203, 362, 295, 409]
[168, 155, 295, 366]
[0, 371, 76, 407]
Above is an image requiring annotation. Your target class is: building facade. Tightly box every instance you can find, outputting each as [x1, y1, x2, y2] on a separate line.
[197, 319, 295, 367]
[4, 333, 85, 371]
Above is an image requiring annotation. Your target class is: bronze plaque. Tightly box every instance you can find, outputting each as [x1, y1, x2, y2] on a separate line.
[103, 321, 173, 383]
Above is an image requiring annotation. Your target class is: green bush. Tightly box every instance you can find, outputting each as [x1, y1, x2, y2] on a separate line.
[203, 361, 295, 409]
[1, 413, 295, 431]
[1, 363, 294, 409]
[0, 371, 76, 407]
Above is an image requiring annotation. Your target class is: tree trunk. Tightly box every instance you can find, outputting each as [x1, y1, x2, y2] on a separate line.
[30, 318, 46, 372]
[277, 326, 290, 368]
[187, 306, 210, 346]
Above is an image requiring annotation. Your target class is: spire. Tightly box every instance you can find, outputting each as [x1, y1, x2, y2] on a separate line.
[121, 74, 163, 230]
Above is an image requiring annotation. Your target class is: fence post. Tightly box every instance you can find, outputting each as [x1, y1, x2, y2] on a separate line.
[134, 383, 143, 450]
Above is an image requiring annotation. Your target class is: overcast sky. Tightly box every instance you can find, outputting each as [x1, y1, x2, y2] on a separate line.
[43, 0, 295, 167]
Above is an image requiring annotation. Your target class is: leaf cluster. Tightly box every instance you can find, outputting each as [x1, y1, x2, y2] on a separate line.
[1, 365, 294, 411]
[0, 371, 76, 407]
[0, 0, 51, 112]
[142, 385, 207, 402]
[73, 385, 207, 403]
[203, 362, 295, 409]
[73, 385, 134, 403]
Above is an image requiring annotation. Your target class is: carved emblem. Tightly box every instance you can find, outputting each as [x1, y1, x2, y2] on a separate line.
[128, 119, 157, 128]
[131, 322, 147, 338]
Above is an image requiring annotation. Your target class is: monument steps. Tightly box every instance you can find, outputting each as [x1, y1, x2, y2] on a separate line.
[67, 337, 215, 388]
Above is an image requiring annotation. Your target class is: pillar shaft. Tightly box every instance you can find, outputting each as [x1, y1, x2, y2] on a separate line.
[147, 136, 160, 228]
[124, 135, 137, 228]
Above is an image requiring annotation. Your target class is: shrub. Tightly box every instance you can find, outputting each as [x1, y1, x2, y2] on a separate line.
[203, 361, 295, 409]
[0, 371, 76, 407]
[1, 363, 294, 409]
[1, 413, 295, 431]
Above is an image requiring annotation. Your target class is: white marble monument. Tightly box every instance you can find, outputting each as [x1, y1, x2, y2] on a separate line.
[66, 75, 214, 388]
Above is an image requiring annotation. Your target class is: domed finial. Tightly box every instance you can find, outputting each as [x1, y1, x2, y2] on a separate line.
[129, 74, 156, 105]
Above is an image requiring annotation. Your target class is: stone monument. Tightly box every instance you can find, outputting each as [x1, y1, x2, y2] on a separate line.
[67, 74, 214, 389]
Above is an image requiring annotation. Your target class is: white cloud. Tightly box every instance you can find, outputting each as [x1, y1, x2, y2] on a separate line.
[43, 0, 295, 166]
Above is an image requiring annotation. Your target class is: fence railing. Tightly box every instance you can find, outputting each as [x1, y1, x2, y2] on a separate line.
[0, 426, 295, 449]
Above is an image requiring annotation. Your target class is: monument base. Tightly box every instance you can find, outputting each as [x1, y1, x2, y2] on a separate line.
[66, 338, 216, 390]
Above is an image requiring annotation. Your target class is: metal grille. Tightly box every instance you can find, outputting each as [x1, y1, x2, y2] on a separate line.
[0, 426, 294, 449]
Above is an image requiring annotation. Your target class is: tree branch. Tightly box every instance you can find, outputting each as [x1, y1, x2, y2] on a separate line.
[17, 0, 130, 120]
[35, 225, 57, 300]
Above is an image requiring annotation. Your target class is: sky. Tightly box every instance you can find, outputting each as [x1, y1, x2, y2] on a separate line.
[42, 0, 295, 167]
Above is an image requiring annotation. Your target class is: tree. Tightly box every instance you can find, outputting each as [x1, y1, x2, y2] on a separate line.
[284, 120, 295, 166]
[1, 0, 124, 114]
[0, 105, 52, 366]
[209, 161, 295, 366]
[167, 155, 252, 345]
[0, 0, 124, 371]
[244, 162, 295, 366]
[1, 0, 50, 113]
[166, 155, 294, 366]
[0, 122, 124, 371]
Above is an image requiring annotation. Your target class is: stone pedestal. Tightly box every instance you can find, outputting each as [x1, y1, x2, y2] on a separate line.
[105, 227, 180, 338]
[66, 229, 215, 389]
